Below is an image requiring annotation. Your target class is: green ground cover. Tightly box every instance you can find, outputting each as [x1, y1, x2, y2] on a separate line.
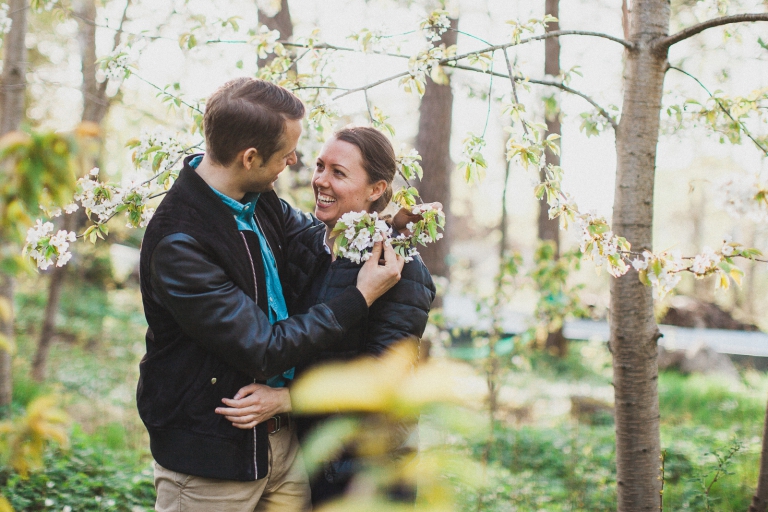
[4, 281, 766, 510]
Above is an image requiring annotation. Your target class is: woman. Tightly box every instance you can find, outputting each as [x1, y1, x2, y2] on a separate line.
[215, 127, 435, 505]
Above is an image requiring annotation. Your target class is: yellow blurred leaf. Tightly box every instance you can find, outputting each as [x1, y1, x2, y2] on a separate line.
[0, 297, 11, 324]
[0, 495, 13, 512]
[0, 334, 16, 356]
[74, 121, 101, 139]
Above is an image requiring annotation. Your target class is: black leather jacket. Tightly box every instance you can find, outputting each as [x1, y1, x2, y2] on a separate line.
[137, 157, 369, 481]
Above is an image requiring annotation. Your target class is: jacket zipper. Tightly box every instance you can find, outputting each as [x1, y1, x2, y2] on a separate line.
[240, 232, 260, 479]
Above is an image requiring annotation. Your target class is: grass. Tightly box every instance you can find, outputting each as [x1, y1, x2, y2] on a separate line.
[5, 280, 768, 511]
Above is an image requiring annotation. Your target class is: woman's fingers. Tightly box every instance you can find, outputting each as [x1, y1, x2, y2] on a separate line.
[382, 242, 405, 272]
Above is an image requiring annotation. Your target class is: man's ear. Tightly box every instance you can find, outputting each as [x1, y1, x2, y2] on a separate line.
[241, 148, 260, 170]
[369, 180, 388, 202]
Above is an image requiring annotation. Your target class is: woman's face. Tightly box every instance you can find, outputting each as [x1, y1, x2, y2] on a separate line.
[313, 138, 383, 228]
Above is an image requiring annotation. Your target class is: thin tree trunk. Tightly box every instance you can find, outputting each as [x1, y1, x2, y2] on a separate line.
[610, 1, 669, 510]
[0, 0, 29, 409]
[749, 395, 768, 512]
[415, 18, 458, 289]
[541, 0, 567, 357]
[32, 0, 118, 381]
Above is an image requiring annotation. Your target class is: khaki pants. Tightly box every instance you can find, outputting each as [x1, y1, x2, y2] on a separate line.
[154, 426, 311, 512]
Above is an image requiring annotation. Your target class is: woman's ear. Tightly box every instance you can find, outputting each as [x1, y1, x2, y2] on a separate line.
[368, 180, 388, 202]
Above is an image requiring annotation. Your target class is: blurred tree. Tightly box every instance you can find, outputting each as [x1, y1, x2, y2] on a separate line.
[0, 0, 29, 410]
[257, 0, 293, 70]
[540, 0, 568, 357]
[31, 0, 130, 382]
[415, 16, 457, 304]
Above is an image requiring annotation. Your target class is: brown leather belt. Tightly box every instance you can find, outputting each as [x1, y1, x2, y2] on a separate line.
[266, 413, 291, 434]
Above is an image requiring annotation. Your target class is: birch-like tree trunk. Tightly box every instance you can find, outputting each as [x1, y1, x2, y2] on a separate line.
[610, 1, 669, 509]
[0, 0, 29, 408]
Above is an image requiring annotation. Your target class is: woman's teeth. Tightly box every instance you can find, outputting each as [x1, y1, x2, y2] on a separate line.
[317, 194, 336, 205]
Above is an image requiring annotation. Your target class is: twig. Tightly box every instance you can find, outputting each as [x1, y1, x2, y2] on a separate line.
[658, 13, 768, 50]
[668, 66, 768, 156]
[502, 48, 528, 136]
[451, 64, 618, 129]
[132, 73, 204, 114]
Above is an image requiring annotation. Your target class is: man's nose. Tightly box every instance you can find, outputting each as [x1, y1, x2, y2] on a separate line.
[287, 151, 297, 166]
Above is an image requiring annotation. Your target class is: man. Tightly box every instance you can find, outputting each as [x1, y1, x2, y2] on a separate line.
[137, 77, 404, 511]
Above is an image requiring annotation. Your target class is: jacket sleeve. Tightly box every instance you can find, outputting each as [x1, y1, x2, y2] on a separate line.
[280, 198, 323, 243]
[364, 257, 436, 356]
[149, 233, 368, 379]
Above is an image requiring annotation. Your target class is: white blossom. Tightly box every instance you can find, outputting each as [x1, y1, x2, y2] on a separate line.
[0, 4, 12, 35]
[691, 246, 721, 276]
[714, 173, 768, 222]
[419, 10, 451, 41]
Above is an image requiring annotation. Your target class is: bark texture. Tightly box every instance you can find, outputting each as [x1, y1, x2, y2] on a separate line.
[0, 0, 28, 135]
[257, 0, 293, 69]
[750, 396, 768, 512]
[0, 0, 29, 408]
[610, 1, 670, 510]
[415, 18, 458, 284]
[541, 0, 567, 357]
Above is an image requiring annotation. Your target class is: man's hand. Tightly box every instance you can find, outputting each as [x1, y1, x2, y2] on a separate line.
[392, 202, 443, 235]
[215, 383, 292, 430]
[356, 242, 405, 306]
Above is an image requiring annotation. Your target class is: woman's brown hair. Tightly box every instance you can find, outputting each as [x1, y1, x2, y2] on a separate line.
[333, 127, 396, 213]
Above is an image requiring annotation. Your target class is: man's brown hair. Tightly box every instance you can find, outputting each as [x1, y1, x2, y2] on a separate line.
[203, 78, 305, 166]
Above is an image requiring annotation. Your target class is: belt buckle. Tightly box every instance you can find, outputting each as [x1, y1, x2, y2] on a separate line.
[267, 415, 281, 434]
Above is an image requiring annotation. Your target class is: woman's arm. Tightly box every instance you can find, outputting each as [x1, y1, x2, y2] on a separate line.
[215, 383, 292, 430]
[365, 257, 436, 356]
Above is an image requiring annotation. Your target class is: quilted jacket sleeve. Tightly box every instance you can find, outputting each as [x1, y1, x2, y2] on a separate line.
[364, 255, 436, 356]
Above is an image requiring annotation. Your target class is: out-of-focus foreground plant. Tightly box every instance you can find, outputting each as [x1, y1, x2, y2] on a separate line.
[0, 395, 69, 511]
[291, 342, 488, 511]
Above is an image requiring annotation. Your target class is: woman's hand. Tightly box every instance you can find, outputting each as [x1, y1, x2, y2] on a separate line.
[393, 202, 443, 235]
[214, 383, 292, 430]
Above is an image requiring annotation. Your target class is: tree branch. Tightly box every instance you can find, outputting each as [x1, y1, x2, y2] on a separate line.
[658, 13, 768, 50]
[452, 64, 618, 130]
[668, 65, 768, 156]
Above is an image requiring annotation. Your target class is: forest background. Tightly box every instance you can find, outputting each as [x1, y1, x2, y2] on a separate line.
[1, 0, 768, 510]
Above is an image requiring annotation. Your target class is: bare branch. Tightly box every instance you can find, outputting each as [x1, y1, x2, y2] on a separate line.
[331, 71, 410, 101]
[658, 13, 768, 50]
[452, 64, 618, 130]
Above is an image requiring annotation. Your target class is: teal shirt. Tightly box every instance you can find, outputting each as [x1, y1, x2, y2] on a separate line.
[189, 155, 293, 387]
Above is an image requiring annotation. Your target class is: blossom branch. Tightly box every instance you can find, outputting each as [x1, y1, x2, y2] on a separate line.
[669, 65, 768, 156]
[658, 13, 768, 50]
[452, 64, 618, 129]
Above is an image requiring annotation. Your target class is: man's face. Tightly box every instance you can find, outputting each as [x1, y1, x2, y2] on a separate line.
[249, 118, 302, 192]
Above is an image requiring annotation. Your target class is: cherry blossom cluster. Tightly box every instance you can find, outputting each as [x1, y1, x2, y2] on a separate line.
[23, 220, 76, 270]
[330, 211, 393, 264]
[575, 211, 630, 278]
[714, 173, 768, 222]
[251, 24, 282, 60]
[419, 9, 451, 42]
[329, 205, 445, 264]
[631, 250, 686, 300]
[129, 127, 191, 175]
[102, 44, 135, 82]
[401, 44, 456, 96]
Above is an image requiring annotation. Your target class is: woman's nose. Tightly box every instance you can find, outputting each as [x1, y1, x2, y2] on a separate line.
[313, 170, 329, 188]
